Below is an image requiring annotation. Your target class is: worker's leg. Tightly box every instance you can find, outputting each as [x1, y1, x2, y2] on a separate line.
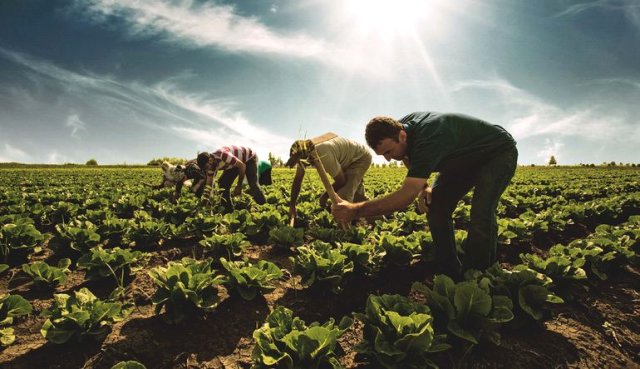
[428, 172, 476, 276]
[463, 147, 518, 271]
[245, 158, 267, 205]
[218, 168, 238, 212]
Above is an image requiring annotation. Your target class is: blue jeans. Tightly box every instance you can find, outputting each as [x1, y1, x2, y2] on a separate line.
[428, 146, 518, 273]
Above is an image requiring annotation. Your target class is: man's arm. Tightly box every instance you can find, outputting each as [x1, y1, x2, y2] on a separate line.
[332, 176, 427, 222]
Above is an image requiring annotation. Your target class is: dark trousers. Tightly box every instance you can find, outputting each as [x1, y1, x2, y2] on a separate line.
[218, 158, 267, 211]
[259, 168, 272, 186]
[428, 147, 518, 273]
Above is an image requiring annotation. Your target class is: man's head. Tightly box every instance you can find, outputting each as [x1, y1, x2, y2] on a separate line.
[365, 116, 407, 161]
[285, 139, 315, 167]
[197, 152, 210, 170]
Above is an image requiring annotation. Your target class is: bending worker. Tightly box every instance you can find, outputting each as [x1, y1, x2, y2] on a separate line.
[332, 112, 517, 277]
[286, 133, 371, 223]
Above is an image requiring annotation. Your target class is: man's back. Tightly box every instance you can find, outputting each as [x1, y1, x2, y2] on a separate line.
[314, 137, 370, 177]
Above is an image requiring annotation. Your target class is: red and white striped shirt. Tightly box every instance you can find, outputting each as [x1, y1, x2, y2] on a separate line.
[208, 146, 256, 174]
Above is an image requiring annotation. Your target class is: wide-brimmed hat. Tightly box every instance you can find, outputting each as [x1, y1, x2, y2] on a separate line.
[285, 139, 315, 167]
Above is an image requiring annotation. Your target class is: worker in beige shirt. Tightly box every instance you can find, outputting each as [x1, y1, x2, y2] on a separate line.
[286, 134, 372, 222]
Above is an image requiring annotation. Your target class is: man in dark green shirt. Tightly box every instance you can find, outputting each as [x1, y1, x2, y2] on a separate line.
[332, 112, 517, 276]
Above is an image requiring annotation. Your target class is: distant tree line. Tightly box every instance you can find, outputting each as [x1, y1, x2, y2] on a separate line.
[147, 157, 188, 166]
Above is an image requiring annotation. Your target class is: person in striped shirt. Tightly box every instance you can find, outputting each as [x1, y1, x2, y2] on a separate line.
[197, 146, 267, 212]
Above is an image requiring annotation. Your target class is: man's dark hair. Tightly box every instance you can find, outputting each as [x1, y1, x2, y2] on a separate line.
[197, 152, 210, 169]
[365, 116, 403, 149]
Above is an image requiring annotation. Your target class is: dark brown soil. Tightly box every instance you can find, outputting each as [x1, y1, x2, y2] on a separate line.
[2, 238, 639, 369]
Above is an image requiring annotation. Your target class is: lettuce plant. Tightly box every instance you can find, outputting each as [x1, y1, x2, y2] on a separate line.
[1, 220, 44, 264]
[268, 226, 304, 248]
[199, 233, 249, 259]
[98, 216, 130, 243]
[290, 241, 354, 293]
[465, 264, 563, 326]
[251, 305, 352, 369]
[77, 247, 144, 281]
[112, 194, 147, 219]
[308, 227, 341, 244]
[568, 226, 637, 280]
[253, 209, 284, 234]
[339, 242, 384, 275]
[354, 294, 449, 369]
[222, 210, 258, 234]
[395, 211, 428, 235]
[49, 221, 101, 254]
[378, 234, 421, 267]
[220, 258, 283, 300]
[124, 219, 171, 248]
[1, 294, 33, 325]
[519, 248, 587, 300]
[0, 293, 33, 347]
[180, 213, 222, 240]
[412, 275, 514, 345]
[148, 257, 224, 324]
[45, 201, 80, 225]
[40, 288, 129, 344]
[22, 258, 72, 288]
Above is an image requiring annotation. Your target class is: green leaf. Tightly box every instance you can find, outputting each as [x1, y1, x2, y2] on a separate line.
[453, 282, 492, 319]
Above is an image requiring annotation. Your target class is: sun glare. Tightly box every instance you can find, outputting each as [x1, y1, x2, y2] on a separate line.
[345, 0, 434, 34]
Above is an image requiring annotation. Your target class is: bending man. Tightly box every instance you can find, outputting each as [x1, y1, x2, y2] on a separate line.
[287, 134, 372, 222]
[197, 146, 267, 212]
[332, 112, 517, 276]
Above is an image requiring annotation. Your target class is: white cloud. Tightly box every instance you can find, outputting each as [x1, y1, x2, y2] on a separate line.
[70, 0, 326, 57]
[452, 78, 637, 143]
[46, 150, 71, 165]
[0, 143, 30, 163]
[536, 138, 565, 162]
[66, 113, 87, 138]
[65, 0, 422, 78]
[0, 47, 295, 160]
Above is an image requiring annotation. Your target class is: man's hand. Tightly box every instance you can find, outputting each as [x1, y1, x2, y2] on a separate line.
[331, 198, 359, 223]
[232, 185, 242, 196]
[417, 186, 432, 214]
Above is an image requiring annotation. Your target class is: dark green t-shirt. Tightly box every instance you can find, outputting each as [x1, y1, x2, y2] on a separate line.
[402, 112, 516, 179]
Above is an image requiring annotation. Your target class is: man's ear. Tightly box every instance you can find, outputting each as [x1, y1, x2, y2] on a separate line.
[398, 130, 407, 143]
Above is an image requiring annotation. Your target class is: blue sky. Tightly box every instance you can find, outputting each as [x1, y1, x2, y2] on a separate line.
[0, 0, 638, 165]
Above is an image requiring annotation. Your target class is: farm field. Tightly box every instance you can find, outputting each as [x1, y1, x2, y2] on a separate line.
[1, 166, 639, 369]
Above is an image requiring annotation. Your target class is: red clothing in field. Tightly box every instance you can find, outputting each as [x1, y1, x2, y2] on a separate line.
[208, 146, 257, 173]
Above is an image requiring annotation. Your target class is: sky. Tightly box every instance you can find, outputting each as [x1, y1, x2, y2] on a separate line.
[0, 0, 639, 165]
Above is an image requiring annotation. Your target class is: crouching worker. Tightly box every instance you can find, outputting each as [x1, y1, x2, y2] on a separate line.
[147, 160, 206, 202]
[197, 146, 267, 212]
[286, 133, 371, 223]
[332, 112, 518, 278]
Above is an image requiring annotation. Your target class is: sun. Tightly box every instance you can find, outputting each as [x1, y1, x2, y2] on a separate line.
[344, 0, 435, 35]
